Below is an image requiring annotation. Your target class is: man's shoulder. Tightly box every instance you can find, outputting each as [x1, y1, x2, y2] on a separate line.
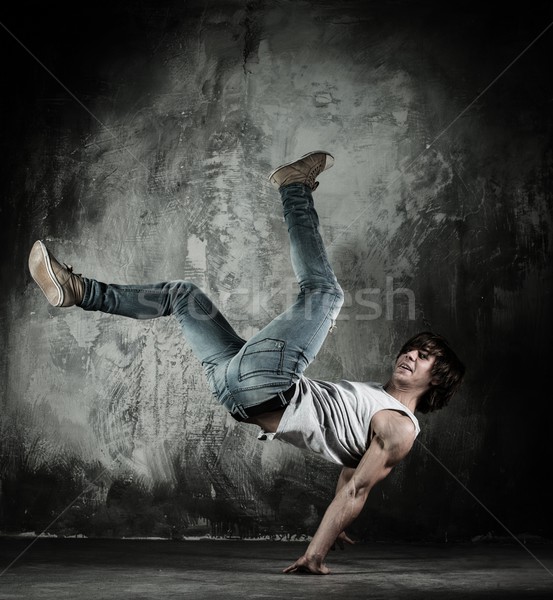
[371, 409, 417, 442]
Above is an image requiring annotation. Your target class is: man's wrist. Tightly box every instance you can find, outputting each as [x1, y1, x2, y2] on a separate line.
[304, 550, 326, 563]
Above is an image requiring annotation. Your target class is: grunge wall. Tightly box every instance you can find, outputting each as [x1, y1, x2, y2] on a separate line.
[1, 1, 551, 541]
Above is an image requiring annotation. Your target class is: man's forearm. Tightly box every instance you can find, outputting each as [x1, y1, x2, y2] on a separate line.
[305, 486, 366, 560]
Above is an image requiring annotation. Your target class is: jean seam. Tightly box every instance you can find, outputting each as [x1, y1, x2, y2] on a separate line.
[302, 292, 341, 360]
[223, 360, 238, 406]
[307, 201, 335, 285]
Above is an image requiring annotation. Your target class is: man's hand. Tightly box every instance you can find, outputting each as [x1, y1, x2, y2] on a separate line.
[331, 531, 355, 550]
[283, 554, 330, 575]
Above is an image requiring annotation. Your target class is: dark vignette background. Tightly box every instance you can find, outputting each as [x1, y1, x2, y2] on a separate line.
[0, 1, 552, 543]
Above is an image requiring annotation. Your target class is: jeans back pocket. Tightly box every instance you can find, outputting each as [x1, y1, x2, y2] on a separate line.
[237, 338, 286, 382]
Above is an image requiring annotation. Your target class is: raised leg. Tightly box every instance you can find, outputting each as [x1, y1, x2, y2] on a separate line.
[225, 159, 344, 417]
[80, 278, 246, 365]
[28, 152, 342, 421]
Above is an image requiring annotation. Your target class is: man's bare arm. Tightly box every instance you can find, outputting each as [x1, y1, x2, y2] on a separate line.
[283, 411, 416, 574]
[331, 466, 356, 548]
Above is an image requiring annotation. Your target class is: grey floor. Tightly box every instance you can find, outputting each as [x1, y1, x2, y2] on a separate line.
[0, 538, 552, 599]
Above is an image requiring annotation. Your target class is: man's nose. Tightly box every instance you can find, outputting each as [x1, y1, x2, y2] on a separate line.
[406, 350, 417, 361]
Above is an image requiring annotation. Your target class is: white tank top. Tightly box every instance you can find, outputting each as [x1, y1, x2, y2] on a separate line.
[258, 377, 420, 467]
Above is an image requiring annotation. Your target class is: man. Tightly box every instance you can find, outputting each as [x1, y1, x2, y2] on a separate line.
[28, 151, 464, 574]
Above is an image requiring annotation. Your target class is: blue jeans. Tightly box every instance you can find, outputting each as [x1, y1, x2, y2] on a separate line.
[80, 183, 344, 420]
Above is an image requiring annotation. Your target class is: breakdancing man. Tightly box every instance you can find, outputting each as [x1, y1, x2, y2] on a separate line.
[29, 151, 464, 574]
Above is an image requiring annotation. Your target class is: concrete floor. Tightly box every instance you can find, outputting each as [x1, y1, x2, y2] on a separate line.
[0, 538, 552, 599]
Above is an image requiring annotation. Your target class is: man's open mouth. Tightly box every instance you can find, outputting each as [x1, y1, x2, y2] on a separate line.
[399, 363, 412, 372]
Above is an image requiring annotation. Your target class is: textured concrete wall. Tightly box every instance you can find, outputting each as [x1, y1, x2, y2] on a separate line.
[1, 1, 552, 540]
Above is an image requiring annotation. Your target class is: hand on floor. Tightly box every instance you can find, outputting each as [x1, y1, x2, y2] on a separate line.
[282, 554, 330, 575]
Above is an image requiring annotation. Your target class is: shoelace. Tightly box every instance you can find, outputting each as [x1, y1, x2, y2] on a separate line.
[62, 263, 82, 278]
[305, 164, 324, 190]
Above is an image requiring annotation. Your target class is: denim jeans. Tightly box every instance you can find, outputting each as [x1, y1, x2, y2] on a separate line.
[80, 183, 344, 420]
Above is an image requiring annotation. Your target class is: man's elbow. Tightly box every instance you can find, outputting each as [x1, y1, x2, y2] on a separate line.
[345, 472, 389, 502]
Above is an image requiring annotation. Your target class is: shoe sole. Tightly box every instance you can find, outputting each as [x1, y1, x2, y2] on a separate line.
[29, 240, 63, 307]
[268, 150, 335, 182]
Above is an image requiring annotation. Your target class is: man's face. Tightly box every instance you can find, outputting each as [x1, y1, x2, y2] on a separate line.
[392, 347, 437, 392]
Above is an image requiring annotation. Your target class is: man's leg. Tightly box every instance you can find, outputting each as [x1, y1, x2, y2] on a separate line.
[28, 150, 342, 419]
[79, 278, 246, 364]
[28, 241, 246, 401]
[224, 152, 344, 418]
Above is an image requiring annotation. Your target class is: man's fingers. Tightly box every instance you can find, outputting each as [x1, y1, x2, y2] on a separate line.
[283, 564, 297, 573]
[342, 534, 355, 545]
[333, 532, 355, 550]
[283, 559, 330, 575]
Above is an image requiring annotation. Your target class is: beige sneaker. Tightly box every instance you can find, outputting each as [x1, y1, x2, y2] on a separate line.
[28, 240, 84, 307]
[268, 151, 334, 191]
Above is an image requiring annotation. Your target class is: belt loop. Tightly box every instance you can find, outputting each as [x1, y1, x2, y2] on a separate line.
[232, 404, 249, 420]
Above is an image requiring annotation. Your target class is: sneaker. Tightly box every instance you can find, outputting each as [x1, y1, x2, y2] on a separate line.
[268, 151, 334, 191]
[28, 240, 84, 307]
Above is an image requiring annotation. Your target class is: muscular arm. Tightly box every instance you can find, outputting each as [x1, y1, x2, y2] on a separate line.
[335, 466, 356, 495]
[283, 411, 416, 574]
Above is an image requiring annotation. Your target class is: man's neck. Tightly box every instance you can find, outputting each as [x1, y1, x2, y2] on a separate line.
[383, 381, 420, 412]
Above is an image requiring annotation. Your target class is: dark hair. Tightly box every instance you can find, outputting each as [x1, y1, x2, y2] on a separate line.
[397, 331, 465, 414]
